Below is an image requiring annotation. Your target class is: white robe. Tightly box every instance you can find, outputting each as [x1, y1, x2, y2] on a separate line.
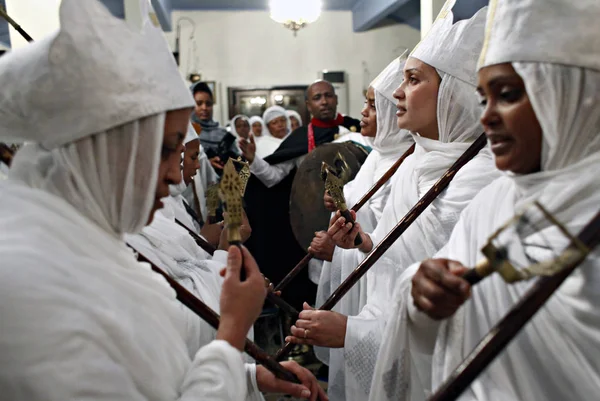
[0, 180, 248, 401]
[325, 136, 499, 401]
[323, 70, 504, 400]
[370, 63, 600, 401]
[183, 144, 219, 221]
[125, 209, 265, 401]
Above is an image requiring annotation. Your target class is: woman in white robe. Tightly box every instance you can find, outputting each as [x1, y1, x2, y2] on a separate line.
[311, 55, 414, 335]
[0, 1, 270, 400]
[286, 7, 500, 401]
[370, 1, 600, 400]
[254, 106, 291, 159]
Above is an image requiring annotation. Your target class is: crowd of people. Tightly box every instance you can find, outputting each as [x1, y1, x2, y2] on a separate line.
[0, 0, 599, 400]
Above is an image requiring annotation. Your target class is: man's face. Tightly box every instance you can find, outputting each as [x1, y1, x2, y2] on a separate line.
[306, 81, 338, 121]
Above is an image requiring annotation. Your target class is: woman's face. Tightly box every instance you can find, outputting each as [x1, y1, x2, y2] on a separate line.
[360, 86, 377, 138]
[235, 118, 251, 140]
[477, 63, 543, 174]
[267, 116, 288, 139]
[289, 116, 300, 132]
[193, 91, 214, 121]
[149, 108, 191, 225]
[182, 139, 201, 186]
[252, 122, 263, 137]
[393, 57, 441, 140]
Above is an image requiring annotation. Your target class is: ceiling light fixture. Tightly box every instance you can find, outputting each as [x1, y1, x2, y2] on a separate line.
[269, 0, 322, 37]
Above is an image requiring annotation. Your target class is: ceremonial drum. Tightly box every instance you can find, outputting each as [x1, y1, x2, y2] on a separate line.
[290, 142, 368, 250]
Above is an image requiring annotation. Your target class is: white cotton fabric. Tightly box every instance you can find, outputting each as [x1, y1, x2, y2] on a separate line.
[125, 207, 265, 401]
[314, 55, 413, 360]
[324, 74, 499, 401]
[478, 0, 600, 73]
[0, 127, 247, 400]
[0, 0, 193, 148]
[8, 115, 163, 236]
[370, 63, 600, 401]
[286, 110, 303, 127]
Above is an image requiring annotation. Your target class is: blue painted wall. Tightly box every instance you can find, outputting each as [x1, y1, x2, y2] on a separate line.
[0, 0, 11, 48]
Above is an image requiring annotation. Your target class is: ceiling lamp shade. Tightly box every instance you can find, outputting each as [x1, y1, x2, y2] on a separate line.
[269, 0, 322, 36]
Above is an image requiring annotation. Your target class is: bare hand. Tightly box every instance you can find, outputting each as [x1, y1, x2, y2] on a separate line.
[308, 231, 335, 262]
[323, 191, 336, 212]
[411, 258, 471, 320]
[238, 134, 257, 164]
[217, 246, 266, 350]
[200, 220, 224, 248]
[285, 303, 347, 348]
[327, 211, 372, 252]
[209, 156, 224, 170]
[256, 361, 328, 401]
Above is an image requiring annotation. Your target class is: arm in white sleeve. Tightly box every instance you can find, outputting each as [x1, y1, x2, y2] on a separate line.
[180, 340, 248, 401]
[244, 363, 264, 401]
[249, 156, 295, 188]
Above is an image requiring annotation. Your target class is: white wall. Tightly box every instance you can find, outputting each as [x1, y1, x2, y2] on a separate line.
[6, 0, 61, 49]
[167, 10, 420, 124]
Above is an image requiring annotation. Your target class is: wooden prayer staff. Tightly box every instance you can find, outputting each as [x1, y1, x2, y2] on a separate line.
[175, 218, 217, 255]
[0, 6, 34, 43]
[275, 134, 487, 360]
[133, 250, 301, 385]
[428, 208, 600, 401]
[274, 143, 416, 292]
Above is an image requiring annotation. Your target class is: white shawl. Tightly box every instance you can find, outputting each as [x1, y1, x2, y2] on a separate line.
[325, 73, 500, 401]
[0, 117, 247, 400]
[370, 63, 600, 401]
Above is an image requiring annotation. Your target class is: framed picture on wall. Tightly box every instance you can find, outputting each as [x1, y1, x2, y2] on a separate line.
[205, 81, 217, 102]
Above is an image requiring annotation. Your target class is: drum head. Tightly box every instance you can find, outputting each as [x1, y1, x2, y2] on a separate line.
[290, 142, 368, 250]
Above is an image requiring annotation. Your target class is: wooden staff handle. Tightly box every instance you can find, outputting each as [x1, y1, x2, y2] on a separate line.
[429, 209, 600, 401]
[0, 6, 33, 43]
[134, 250, 301, 384]
[275, 134, 487, 360]
[175, 219, 299, 315]
[274, 144, 416, 292]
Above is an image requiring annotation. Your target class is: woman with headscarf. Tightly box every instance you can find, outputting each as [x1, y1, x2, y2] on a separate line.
[370, 1, 600, 400]
[309, 54, 414, 306]
[287, 110, 303, 132]
[249, 116, 267, 138]
[231, 114, 252, 141]
[127, 176, 324, 401]
[191, 82, 239, 172]
[0, 1, 268, 400]
[254, 105, 291, 159]
[286, 7, 500, 401]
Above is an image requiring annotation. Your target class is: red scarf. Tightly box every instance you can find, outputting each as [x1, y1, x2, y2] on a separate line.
[308, 113, 344, 152]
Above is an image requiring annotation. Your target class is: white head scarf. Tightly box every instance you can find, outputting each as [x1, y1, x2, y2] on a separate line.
[322, 7, 499, 401]
[371, 2, 600, 399]
[170, 122, 199, 198]
[262, 106, 292, 137]
[9, 115, 164, 236]
[230, 114, 251, 139]
[249, 116, 268, 138]
[286, 110, 303, 128]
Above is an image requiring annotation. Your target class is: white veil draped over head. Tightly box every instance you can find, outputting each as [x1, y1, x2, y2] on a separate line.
[286, 110, 303, 128]
[9, 114, 163, 236]
[325, 7, 499, 400]
[369, 57, 600, 401]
